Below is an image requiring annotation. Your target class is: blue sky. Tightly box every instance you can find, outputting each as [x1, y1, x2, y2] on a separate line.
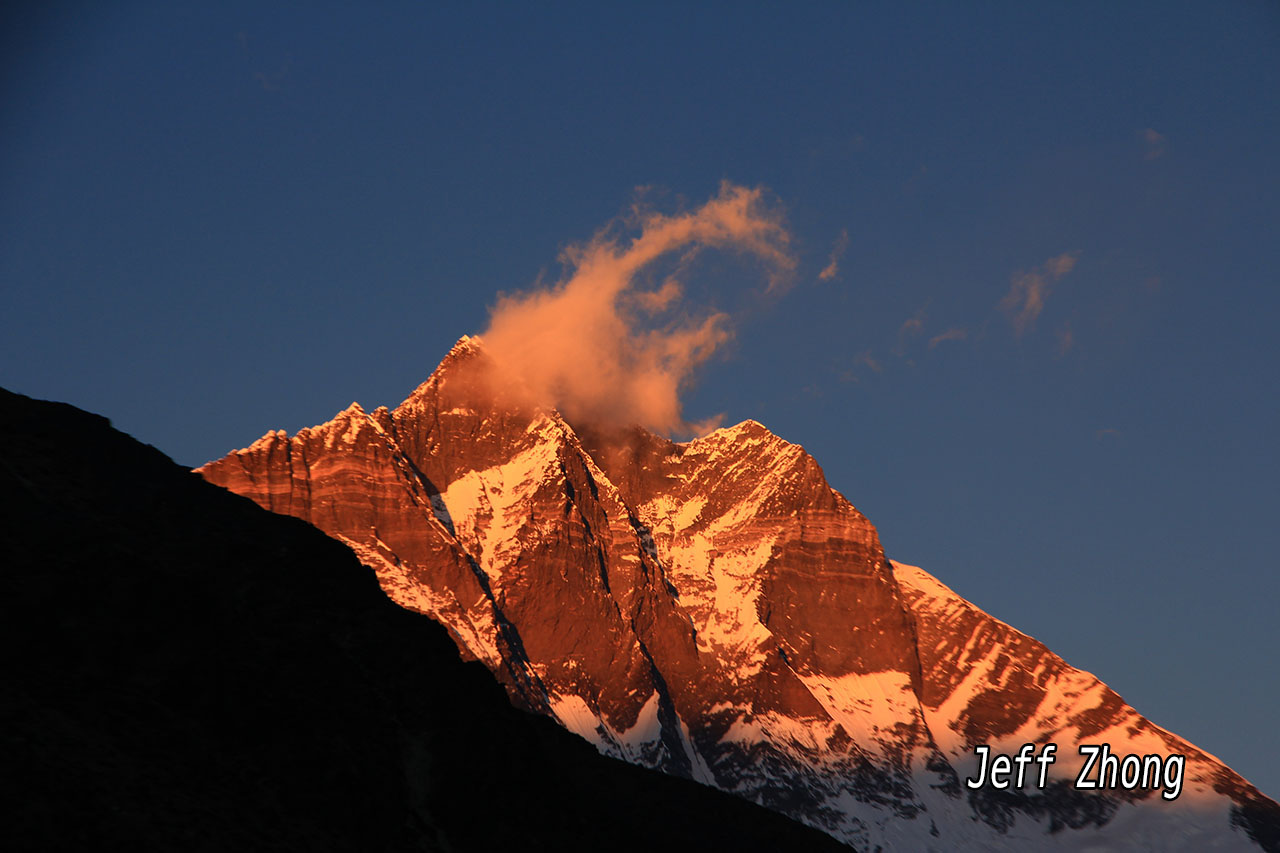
[4, 2, 1277, 797]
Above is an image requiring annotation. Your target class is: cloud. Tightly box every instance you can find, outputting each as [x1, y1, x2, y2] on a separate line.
[1055, 321, 1075, 356]
[998, 251, 1079, 336]
[898, 304, 927, 340]
[479, 182, 794, 436]
[818, 228, 849, 281]
[903, 163, 929, 195]
[927, 327, 967, 349]
[255, 67, 288, 91]
[1142, 128, 1166, 160]
[853, 350, 883, 374]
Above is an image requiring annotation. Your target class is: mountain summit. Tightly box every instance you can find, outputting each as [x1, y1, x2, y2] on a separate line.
[199, 338, 1278, 851]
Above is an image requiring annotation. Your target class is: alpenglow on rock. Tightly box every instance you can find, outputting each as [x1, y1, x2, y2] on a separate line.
[199, 337, 1279, 852]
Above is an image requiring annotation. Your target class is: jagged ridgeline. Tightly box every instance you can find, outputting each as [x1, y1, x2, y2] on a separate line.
[198, 338, 1280, 852]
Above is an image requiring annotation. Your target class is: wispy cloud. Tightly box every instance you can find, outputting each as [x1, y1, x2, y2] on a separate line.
[928, 327, 967, 349]
[480, 182, 794, 436]
[818, 228, 849, 281]
[1055, 321, 1075, 356]
[854, 350, 883, 373]
[998, 251, 1080, 336]
[1142, 128, 1167, 160]
[898, 304, 927, 340]
[254, 63, 291, 92]
[903, 163, 929, 195]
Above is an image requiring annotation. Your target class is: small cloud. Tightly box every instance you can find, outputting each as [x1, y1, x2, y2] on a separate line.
[898, 304, 927, 340]
[1055, 321, 1074, 356]
[1095, 428, 1121, 441]
[255, 57, 292, 92]
[1142, 128, 1167, 160]
[998, 251, 1080, 337]
[894, 302, 930, 356]
[818, 228, 849, 281]
[927, 327, 967, 349]
[1043, 254, 1077, 278]
[854, 350, 883, 374]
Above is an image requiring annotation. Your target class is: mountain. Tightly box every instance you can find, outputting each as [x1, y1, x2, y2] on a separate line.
[1, 386, 850, 852]
[198, 337, 1280, 851]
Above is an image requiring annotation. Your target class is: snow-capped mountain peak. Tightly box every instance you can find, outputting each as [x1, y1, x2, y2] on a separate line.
[197, 339, 1279, 851]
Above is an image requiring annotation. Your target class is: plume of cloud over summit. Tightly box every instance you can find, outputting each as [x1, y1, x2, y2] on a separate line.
[479, 183, 794, 436]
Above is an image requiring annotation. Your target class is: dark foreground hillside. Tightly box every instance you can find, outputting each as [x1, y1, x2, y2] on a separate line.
[0, 387, 846, 852]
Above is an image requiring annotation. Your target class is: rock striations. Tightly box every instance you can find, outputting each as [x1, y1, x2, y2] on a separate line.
[198, 337, 1279, 851]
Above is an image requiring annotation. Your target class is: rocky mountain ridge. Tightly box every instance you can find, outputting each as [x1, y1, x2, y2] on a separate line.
[198, 337, 1279, 851]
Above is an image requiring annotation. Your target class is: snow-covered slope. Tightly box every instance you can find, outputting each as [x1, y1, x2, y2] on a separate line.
[198, 337, 1279, 851]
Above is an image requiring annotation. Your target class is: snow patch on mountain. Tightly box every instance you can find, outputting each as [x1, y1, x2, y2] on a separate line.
[799, 669, 921, 759]
[437, 425, 562, 581]
[335, 533, 505, 669]
[550, 693, 607, 749]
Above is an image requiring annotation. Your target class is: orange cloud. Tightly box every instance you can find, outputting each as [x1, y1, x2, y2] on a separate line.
[853, 350, 883, 374]
[818, 228, 849, 281]
[630, 278, 683, 314]
[998, 251, 1079, 336]
[479, 183, 794, 436]
[928, 327, 967, 349]
[899, 307, 926, 339]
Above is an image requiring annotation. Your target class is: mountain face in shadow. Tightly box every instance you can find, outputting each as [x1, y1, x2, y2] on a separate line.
[1, 386, 849, 852]
[196, 337, 1279, 852]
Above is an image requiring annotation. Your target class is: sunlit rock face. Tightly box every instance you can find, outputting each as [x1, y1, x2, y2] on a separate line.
[199, 338, 1279, 852]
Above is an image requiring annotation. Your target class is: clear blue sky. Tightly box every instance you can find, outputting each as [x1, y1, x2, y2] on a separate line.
[4, 2, 1277, 797]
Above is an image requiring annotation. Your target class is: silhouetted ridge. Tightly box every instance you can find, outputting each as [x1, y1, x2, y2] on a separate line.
[0, 386, 848, 852]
